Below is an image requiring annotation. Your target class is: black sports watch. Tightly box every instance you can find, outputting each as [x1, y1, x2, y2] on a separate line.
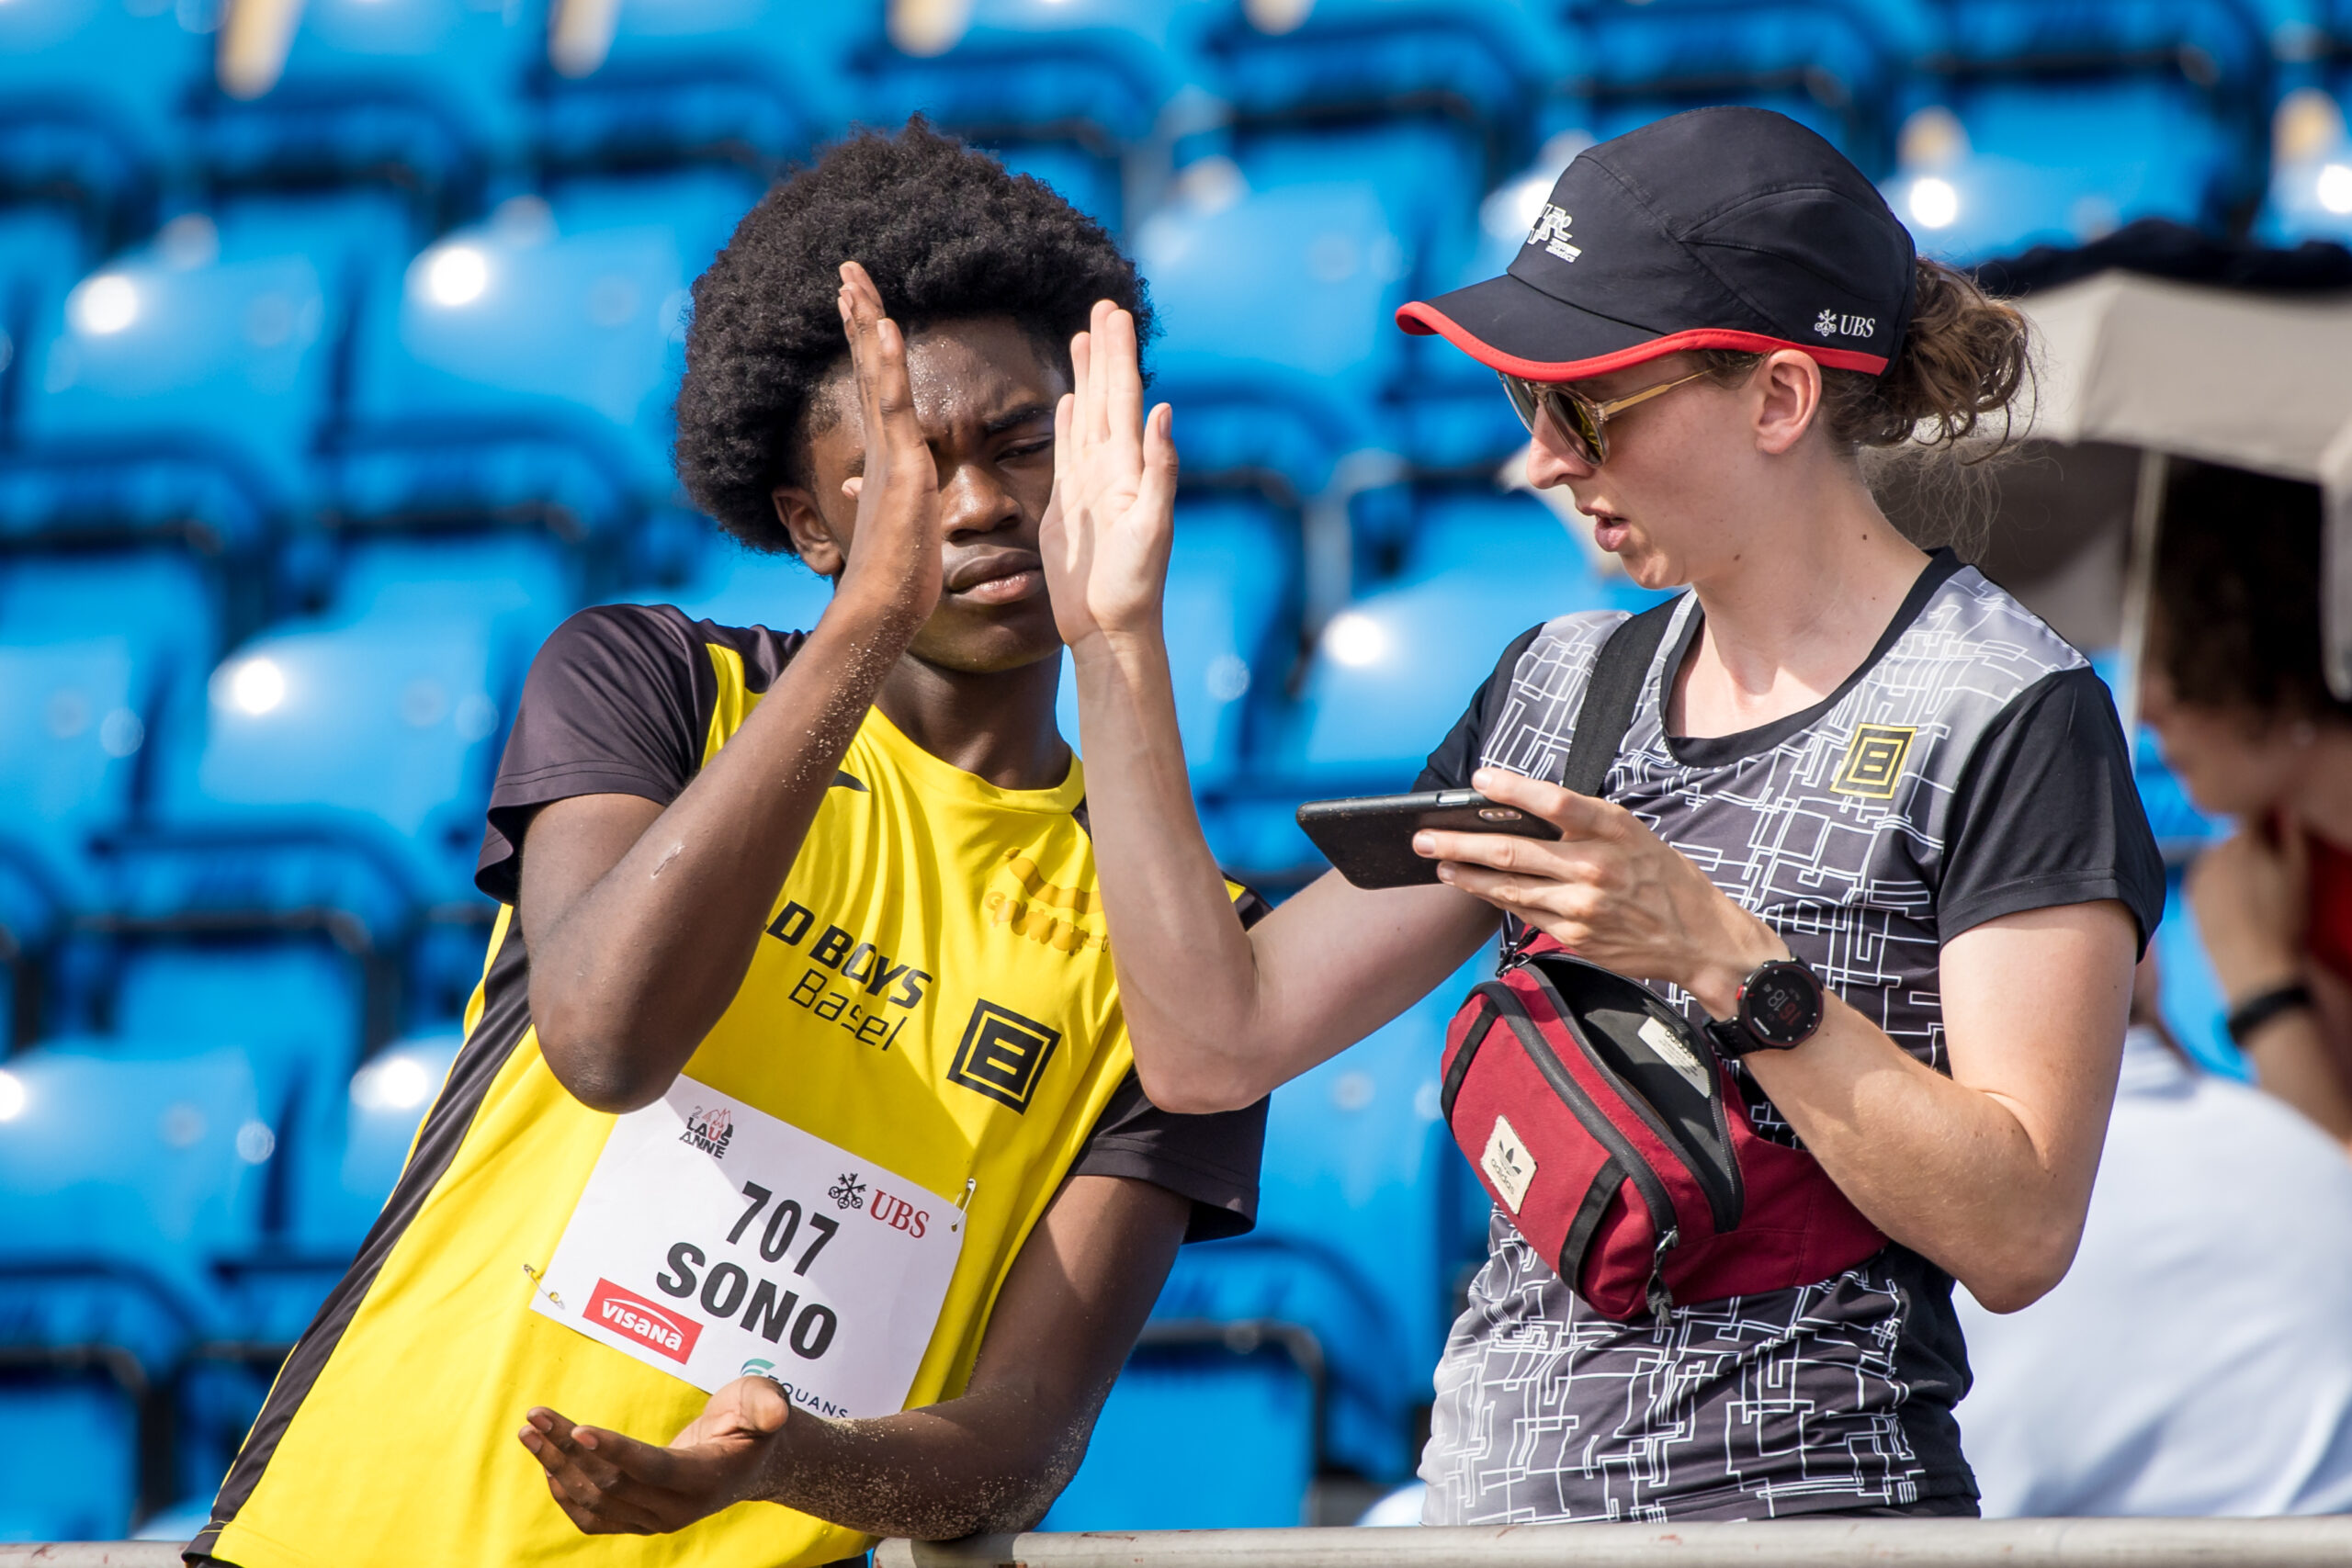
[1706, 957, 1826, 1057]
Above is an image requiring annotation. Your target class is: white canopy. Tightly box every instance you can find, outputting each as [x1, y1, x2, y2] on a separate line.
[2016, 272, 2352, 697]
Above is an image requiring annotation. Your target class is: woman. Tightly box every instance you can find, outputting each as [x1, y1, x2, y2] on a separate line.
[1042, 107, 2161, 1523]
[2141, 462, 2352, 1149]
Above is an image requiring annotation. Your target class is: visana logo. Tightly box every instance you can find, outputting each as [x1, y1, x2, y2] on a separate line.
[1815, 308, 1877, 340]
[680, 1104, 735, 1159]
[1526, 204, 1582, 263]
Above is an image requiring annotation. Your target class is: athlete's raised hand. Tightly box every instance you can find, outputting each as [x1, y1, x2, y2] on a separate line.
[1040, 299, 1178, 652]
[831, 260, 942, 634]
[519, 1374, 788, 1535]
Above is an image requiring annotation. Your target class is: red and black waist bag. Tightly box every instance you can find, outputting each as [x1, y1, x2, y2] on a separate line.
[1441, 937, 1886, 1320]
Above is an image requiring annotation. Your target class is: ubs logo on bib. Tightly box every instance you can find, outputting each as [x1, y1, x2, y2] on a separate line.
[680, 1105, 735, 1159]
[586, 1278, 702, 1365]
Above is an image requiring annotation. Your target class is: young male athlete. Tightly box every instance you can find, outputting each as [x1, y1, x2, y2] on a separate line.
[187, 123, 1267, 1568]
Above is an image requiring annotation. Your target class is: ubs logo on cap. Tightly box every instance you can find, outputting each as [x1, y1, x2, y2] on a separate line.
[1814, 308, 1877, 340]
[1526, 204, 1582, 263]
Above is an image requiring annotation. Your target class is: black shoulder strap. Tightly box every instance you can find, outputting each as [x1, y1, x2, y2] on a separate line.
[1556, 598, 1679, 798]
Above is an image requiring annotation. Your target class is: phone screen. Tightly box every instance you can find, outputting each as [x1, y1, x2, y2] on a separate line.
[1295, 789, 1563, 889]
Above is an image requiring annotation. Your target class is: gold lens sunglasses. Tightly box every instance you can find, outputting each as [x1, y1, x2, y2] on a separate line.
[1498, 366, 1715, 466]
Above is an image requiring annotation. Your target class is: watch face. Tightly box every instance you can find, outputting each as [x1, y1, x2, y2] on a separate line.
[1743, 963, 1822, 1045]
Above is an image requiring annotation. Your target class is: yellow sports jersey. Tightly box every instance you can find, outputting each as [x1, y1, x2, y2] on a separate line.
[194, 605, 1265, 1568]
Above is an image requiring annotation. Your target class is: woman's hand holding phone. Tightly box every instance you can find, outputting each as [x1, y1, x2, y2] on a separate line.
[1040, 299, 1180, 657]
[1417, 766, 1787, 1020]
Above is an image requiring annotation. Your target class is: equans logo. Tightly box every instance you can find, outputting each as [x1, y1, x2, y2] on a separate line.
[586, 1277, 701, 1365]
[1526, 204, 1582, 263]
[679, 1103, 735, 1159]
[1815, 308, 1877, 340]
[1830, 723, 1917, 799]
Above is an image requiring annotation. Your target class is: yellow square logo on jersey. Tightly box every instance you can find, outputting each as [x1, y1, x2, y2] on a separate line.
[1831, 724, 1917, 798]
[948, 1000, 1062, 1112]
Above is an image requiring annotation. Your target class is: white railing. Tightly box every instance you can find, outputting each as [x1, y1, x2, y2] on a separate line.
[876, 1518, 2352, 1568]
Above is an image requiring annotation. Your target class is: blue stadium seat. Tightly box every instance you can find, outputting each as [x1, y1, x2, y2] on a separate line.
[195, 0, 548, 208]
[1056, 496, 1295, 791]
[0, 1370, 144, 1540]
[1043, 1339, 1318, 1529]
[1142, 953, 1490, 1483]
[0, 205, 87, 430]
[1203, 0, 1567, 156]
[2262, 86, 2352, 243]
[990, 141, 1127, 236]
[1280, 490, 1640, 795]
[0, 0, 211, 233]
[114, 941, 370, 1089]
[1566, 1, 1931, 171]
[292, 1032, 457, 1255]
[1927, 0, 2271, 90]
[868, 0, 1209, 149]
[638, 539, 840, 633]
[1886, 82, 2249, 264]
[0, 215, 339, 552]
[1234, 118, 1488, 293]
[0, 550, 218, 917]
[538, 0, 876, 170]
[111, 534, 569, 941]
[1136, 172, 1411, 496]
[331, 176, 754, 544]
[0, 1039, 282, 1359]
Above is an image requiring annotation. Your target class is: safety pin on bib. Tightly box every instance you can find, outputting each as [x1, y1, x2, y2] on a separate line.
[522, 1261, 564, 1310]
[951, 1178, 976, 1233]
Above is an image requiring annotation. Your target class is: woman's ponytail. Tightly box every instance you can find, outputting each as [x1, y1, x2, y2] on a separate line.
[1825, 258, 2031, 451]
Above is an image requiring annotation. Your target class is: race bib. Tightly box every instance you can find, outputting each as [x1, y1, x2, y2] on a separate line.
[528, 1077, 964, 1418]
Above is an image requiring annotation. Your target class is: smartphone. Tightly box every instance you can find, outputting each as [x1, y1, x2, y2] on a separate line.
[1295, 789, 1562, 889]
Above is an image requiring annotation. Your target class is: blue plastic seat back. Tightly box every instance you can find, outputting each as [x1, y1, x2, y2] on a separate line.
[542, 0, 876, 163]
[989, 141, 1126, 235]
[339, 186, 742, 536]
[6, 223, 336, 548]
[1890, 80, 2243, 263]
[1928, 0, 2269, 87]
[201, 0, 547, 192]
[295, 1032, 458, 1249]
[1055, 496, 1295, 789]
[0, 1039, 279, 1354]
[871, 0, 1208, 145]
[0, 0, 210, 220]
[1042, 1342, 1317, 1529]
[1235, 118, 1487, 291]
[1567, 0, 1928, 103]
[0, 205, 87, 426]
[0, 1372, 141, 1542]
[114, 940, 368, 1085]
[649, 542, 840, 634]
[1285, 491, 1630, 789]
[0, 551, 216, 908]
[1206, 0, 1568, 134]
[1137, 175, 1408, 492]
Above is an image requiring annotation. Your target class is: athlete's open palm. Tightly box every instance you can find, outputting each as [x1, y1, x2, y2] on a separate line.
[1041, 299, 1178, 651]
[520, 1374, 787, 1534]
[833, 261, 943, 631]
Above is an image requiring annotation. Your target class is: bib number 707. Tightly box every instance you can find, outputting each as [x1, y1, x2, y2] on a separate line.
[529, 1078, 966, 1416]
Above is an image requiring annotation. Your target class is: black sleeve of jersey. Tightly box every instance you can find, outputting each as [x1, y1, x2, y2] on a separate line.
[1068, 1072, 1269, 1243]
[1066, 883, 1273, 1243]
[1938, 665, 2165, 953]
[475, 605, 708, 905]
[1413, 622, 1548, 792]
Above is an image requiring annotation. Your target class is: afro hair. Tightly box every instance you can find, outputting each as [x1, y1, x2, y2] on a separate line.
[674, 119, 1153, 554]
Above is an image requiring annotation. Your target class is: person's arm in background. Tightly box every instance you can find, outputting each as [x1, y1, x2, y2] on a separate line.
[2189, 820, 2352, 1149]
[519, 1172, 1188, 1539]
[521, 262, 939, 1112]
[1041, 301, 1500, 1114]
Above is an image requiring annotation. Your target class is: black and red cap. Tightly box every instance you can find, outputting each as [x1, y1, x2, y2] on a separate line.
[1398, 107, 1918, 381]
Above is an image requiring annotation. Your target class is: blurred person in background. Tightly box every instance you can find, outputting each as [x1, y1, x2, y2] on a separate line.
[1046, 107, 2160, 1523]
[187, 124, 1267, 1568]
[2140, 463, 2352, 1147]
[1953, 950, 2352, 1517]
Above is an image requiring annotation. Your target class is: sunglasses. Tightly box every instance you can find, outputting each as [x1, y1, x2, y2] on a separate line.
[1498, 366, 1715, 466]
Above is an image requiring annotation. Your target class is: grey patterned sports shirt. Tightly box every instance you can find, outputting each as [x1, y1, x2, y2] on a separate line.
[1413, 552, 2162, 1522]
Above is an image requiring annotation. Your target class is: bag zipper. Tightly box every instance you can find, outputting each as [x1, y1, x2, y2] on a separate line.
[1521, 955, 1745, 1235]
[1479, 982, 1680, 1274]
